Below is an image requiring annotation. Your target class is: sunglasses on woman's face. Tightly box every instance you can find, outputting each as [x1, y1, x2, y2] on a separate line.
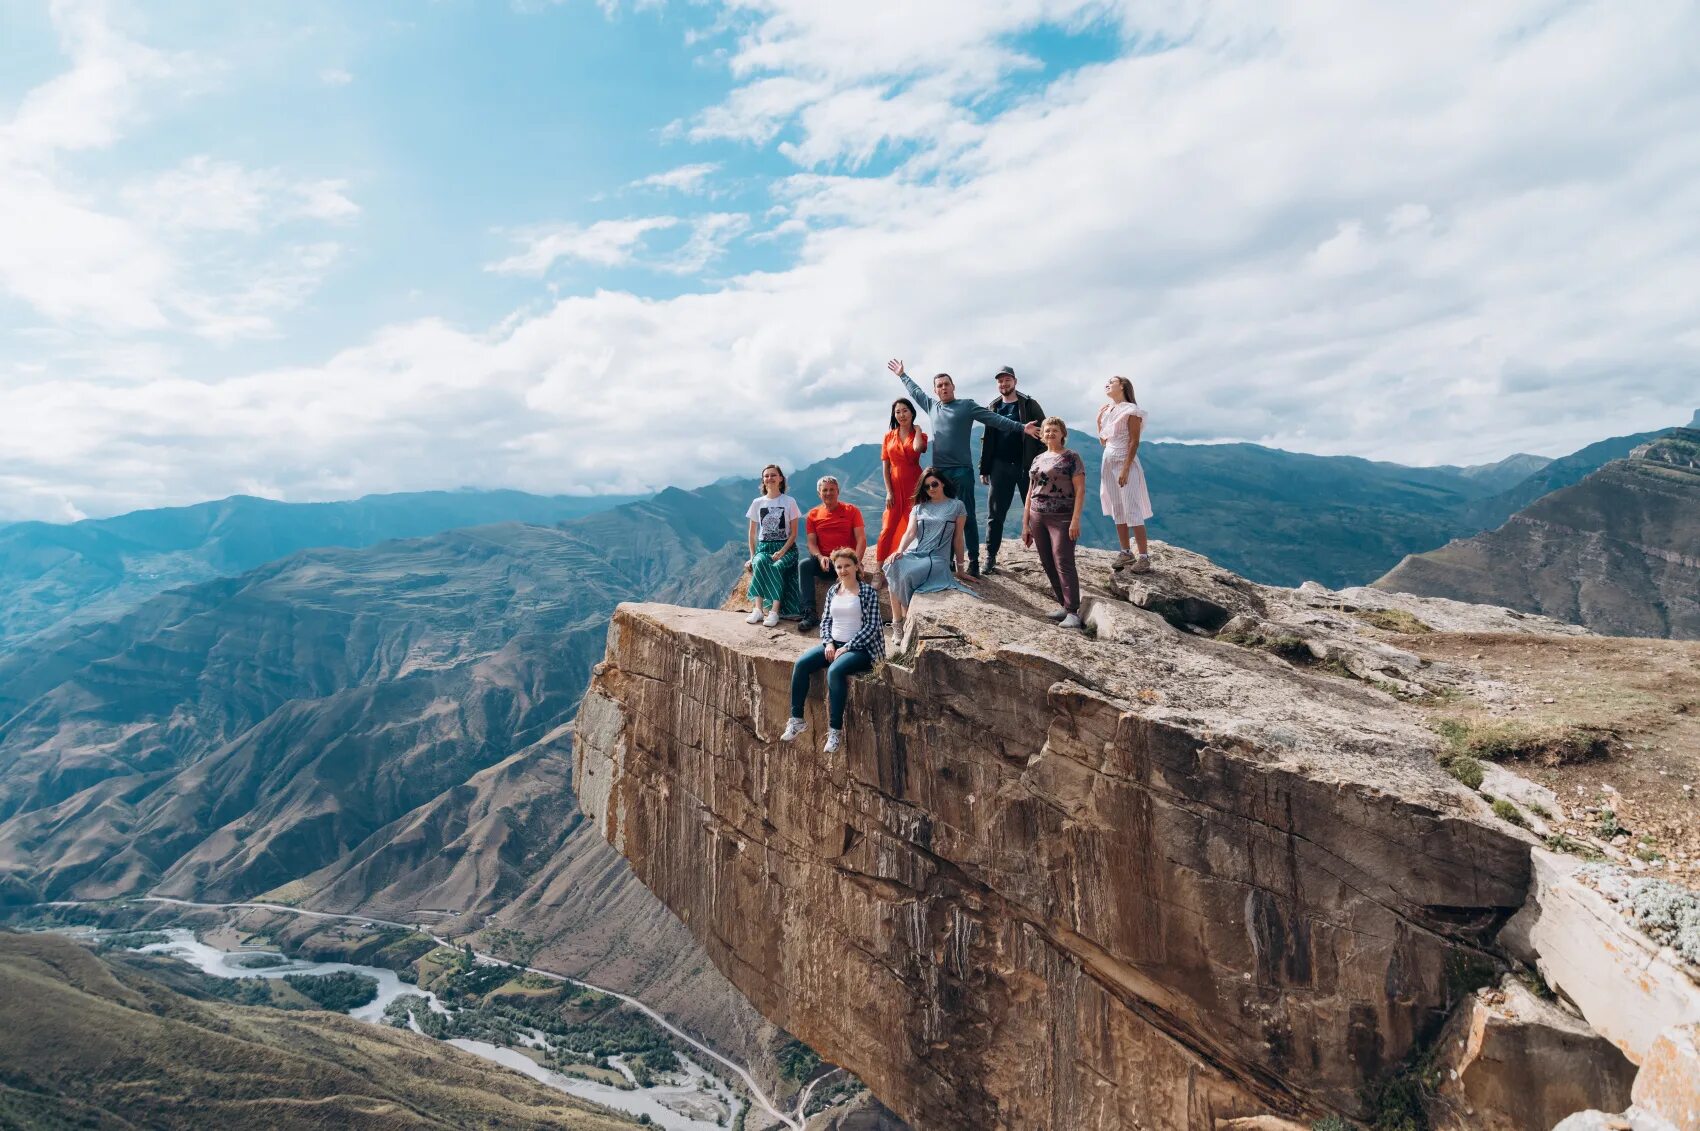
[926, 480, 942, 488]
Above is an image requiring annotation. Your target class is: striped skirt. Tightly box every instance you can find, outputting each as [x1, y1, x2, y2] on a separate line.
[748, 539, 800, 615]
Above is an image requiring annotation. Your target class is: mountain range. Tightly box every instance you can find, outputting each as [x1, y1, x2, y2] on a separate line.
[0, 436, 1579, 652]
[1376, 428, 1700, 638]
[0, 489, 635, 649]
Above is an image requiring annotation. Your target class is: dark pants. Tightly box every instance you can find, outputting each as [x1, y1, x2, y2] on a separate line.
[938, 466, 980, 567]
[796, 554, 834, 620]
[790, 644, 874, 729]
[984, 460, 1029, 562]
[1031, 511, 1080, 613]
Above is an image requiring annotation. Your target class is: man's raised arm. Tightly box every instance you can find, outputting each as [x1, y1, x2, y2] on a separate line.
[970, 401, 1040, 438]
[888, 358, 933, 413]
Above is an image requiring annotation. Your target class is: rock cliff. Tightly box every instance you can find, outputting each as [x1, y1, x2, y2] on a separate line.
[575, 544, 1700, 1128]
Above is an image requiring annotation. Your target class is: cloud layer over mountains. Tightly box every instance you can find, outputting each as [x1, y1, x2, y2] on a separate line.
[3, 1, 1698, 519]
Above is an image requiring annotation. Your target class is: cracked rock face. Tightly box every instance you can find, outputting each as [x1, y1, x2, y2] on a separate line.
[575, 546, 1551, 1129]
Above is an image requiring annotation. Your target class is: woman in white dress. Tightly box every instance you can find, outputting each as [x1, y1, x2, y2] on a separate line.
[1096, 376, 1153, 572]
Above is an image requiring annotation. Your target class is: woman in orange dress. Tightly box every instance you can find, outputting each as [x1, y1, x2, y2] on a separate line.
[877, 397, 928, 564]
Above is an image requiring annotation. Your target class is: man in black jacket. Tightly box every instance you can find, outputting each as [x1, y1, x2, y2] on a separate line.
[979, 365, 1045, 574]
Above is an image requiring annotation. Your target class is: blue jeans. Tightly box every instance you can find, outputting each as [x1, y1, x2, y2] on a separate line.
[790, 644, 874, 729]
[938, 466, 979, 567]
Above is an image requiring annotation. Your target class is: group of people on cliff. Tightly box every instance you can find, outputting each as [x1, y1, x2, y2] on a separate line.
[745, 359, 1155, 754]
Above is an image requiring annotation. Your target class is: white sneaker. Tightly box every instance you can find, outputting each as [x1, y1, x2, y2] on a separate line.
[780, 717, 805, 742]
[823, 728, 843, 754]
[1059, 613, 1083, 629]
[762, 608, 781, 628]
[745, 607, 764, 624]
[1047, 607, 1068, 621]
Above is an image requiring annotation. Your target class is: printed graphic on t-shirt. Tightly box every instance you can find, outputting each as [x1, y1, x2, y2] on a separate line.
[752, 501, 792, 541]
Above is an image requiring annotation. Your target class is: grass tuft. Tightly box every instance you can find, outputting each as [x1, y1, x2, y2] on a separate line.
[1355, 608, 1433, 635]
[1490, 799, 1528, 828]
[1439, 754, 1484, 790]
[1431, 716, 1609, 766]
[1544, 833, 1604, 861]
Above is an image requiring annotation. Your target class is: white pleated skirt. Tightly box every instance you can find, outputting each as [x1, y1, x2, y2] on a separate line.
[1099, 450, 1153, 525]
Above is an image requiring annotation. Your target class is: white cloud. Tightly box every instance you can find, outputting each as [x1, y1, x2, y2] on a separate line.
[0, 5, 357, 344]
[487, 217, 681, 275]
[320, 67, 353, 86]
[4, 0, 1700, 521]
[663, 212, 750, 274]
[631, 161, 722, 193]
[0, 0, 179, 161]
[122, 156, 360, 233]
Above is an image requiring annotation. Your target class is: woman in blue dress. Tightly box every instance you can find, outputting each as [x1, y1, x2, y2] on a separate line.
[883, 466, 973, 622]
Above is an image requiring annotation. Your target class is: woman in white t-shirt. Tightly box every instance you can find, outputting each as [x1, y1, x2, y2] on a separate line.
[1097, 376, 1155, 572]
[780, 548, 885, 755]
[745, 464, 803, 627]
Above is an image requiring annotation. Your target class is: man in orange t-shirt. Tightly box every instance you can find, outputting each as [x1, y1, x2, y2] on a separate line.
[797, 475, 866, 631]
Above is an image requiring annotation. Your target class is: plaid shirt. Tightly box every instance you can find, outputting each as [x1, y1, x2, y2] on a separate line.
[820, 581, 885, 660]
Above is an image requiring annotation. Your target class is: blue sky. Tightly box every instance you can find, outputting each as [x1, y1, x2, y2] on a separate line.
[2, 1, 1697, 519]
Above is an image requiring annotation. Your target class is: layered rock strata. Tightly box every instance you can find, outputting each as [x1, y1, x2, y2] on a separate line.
[1376, 429, 1700, 639]
[575, 547, 1569, 1128]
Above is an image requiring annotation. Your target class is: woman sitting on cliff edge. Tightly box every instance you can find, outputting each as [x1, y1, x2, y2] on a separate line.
[781, 548, 884, 754]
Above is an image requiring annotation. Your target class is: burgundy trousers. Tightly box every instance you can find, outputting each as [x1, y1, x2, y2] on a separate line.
[1031, 511, 1080, 613]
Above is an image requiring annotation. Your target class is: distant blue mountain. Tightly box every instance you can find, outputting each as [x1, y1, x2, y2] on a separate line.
[0, 420, 1667, 652]
[0, 489, 634, 648]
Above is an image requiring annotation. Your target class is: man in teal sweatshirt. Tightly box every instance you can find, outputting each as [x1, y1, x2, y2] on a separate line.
[888, 358, 1040, 577]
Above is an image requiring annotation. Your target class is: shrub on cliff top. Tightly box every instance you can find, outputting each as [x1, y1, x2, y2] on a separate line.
[1431, 717, 1608, 766]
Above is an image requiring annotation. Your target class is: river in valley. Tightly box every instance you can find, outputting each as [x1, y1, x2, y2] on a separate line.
[88, 927, 742, 1131]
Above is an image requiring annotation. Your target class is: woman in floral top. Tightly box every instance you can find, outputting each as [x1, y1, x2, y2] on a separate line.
[1021, 417, 1088, 628]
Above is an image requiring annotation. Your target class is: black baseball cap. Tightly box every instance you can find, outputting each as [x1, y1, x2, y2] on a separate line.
[996, 365, 1015, 377]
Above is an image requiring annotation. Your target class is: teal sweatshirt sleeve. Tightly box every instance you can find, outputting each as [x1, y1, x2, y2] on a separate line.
[896, 369, 934, 413]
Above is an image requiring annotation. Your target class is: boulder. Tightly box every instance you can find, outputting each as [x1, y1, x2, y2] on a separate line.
[1427, 978, 1635, 1130]
[1500, 852, 1700, 1064]
[1632, 1023, 1700, 1130]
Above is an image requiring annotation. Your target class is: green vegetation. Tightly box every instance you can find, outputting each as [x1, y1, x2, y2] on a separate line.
[1361, 1044, 1444, 1131]
[1312, 1118, 1352, 1131]
[1443, 949, 1498, 1000]
[97, 930, 170, 951]
[1544, 832, 1605, 861]
[232, 952, 289, 969]
[395, 957, 684, 1080]
[1354, 608, 1433, 634]
[1439, 754, 1484, 790]
[283, 971, 380, 1012]
[1596, 808, 1624, 838]
[1490, 799, 1528, 828]
[1432, 717, 1609, 766]
[805, 1077, 866, 1116]
[1513, 965, 1555, 1001]
[2, 931, 635, 1129]
[777, 1037, 823, 1082]
[481, 927, 544, 966]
